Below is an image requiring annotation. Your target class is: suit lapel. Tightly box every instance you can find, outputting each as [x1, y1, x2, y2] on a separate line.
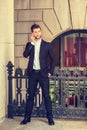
[39, 40, 44, 57]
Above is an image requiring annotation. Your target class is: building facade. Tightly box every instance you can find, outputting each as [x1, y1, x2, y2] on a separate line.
[0, 0, 87, 120]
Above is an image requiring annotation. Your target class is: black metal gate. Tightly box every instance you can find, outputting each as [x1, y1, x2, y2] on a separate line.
[6, 61, 87, 120]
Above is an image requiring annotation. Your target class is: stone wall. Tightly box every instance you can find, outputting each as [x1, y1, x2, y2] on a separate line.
[0, 0, 14, 119]
[14, 0, 87, 69]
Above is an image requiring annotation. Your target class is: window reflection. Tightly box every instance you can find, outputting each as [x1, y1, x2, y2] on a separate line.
[80, 37, 87, 67]
[63, 33, 87, 67]
[64, 34, 79, 67]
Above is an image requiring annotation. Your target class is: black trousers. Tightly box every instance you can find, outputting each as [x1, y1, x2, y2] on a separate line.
[25, 70, 53, 119]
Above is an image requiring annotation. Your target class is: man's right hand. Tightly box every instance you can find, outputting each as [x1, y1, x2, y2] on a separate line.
[30, 34, 36, 43]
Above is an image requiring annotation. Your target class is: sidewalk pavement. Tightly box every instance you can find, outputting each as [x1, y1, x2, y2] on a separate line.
[0, 117, 87, 130]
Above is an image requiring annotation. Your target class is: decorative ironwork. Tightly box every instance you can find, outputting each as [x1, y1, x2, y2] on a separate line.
[6, 61, 87, 120]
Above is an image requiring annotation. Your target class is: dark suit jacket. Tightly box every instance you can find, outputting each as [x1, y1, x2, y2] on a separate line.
[23, 40, 55, 77]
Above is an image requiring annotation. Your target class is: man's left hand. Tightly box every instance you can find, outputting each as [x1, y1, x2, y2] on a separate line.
[48, 73, 51, 77]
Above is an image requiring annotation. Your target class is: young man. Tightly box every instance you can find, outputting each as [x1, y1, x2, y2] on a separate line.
[20, 24, 55, 125]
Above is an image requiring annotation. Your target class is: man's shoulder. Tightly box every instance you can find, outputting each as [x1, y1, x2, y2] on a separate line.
[26, 42, 31, 45]
[25, 42, 33, 47]
[42, 40, 50, 45]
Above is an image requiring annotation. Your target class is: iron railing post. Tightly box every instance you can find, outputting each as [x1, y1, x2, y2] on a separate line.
[6, 61, 14, 118]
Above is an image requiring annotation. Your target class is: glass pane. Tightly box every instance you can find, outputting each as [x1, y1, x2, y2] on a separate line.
[80, 34, 87, 67]
[63, 34, 79, 67]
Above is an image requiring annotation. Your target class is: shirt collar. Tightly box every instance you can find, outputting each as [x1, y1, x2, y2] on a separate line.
[31, 39, 41, 46]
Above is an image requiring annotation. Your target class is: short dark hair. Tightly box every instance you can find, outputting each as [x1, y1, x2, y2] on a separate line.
[31, 24, 41, 32]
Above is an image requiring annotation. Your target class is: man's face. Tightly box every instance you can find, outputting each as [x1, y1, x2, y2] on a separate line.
[32, 28, 42, 40]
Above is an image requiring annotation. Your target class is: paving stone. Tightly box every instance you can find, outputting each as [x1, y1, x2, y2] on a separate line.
[0, 117, 87, 130]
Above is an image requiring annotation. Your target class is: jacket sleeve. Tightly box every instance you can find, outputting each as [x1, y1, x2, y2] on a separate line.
[23, 42, 33, 58]
[48, 43, 55, 75]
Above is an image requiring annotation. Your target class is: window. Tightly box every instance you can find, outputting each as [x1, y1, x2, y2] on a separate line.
[62, 32, 87, 67]
[51, 30, 87, 68]
[62, 33, 79, 67]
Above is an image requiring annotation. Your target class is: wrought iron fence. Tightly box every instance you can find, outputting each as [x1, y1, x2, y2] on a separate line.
[6, 61, 87, 120]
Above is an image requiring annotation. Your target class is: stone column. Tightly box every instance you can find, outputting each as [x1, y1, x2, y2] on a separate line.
[0, 0, 14, 119]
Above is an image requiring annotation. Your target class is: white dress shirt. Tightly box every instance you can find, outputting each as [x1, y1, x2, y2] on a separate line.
[32, 39, 41, 70]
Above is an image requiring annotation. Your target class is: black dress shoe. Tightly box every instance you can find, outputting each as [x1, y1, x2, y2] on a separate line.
[20, 117, 31, 125]
[48, 119, 55, 125]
